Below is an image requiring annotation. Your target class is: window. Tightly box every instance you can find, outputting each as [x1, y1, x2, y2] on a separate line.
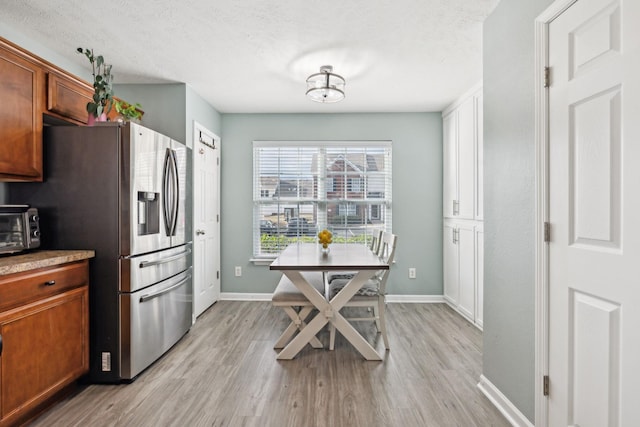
[253, 141, 392, 258]
[347, 178, 363, 192]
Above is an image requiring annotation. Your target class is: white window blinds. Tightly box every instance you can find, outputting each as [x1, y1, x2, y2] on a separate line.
[253, 140, 392, 258]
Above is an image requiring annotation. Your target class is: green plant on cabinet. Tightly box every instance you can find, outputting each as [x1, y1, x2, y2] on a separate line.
[114, 100, 143, 122]
[76, 47, 114, 118]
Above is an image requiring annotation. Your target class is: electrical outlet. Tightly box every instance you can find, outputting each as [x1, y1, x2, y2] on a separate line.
[101, 352, 111, 371]
[409, 268, 416, 279]
[235, 266, 242, 277]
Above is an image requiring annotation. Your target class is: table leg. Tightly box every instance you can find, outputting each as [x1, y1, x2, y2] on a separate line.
[274, 306, 323, 349]
[276, 271, 330, 359]
[330, 313, 382, 361]
[275, 270, 383, 361]
[277, 313, 328, 359]
[327, 270, 383, 360]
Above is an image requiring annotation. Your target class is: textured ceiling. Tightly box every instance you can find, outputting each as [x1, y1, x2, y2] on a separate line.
[0, 0, 499, 113]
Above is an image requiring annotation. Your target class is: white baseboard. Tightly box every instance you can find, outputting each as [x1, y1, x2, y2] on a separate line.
[220, 292, 272, 301]
[220, 293, 446, 303]
[385, 294, 445, 303]
[477, 375, 534, 427]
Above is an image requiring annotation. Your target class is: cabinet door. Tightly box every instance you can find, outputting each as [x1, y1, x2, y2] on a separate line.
[47, 72, 93, 124]
[0, 287, 89, 424]
[475, 93, 484, 220]
[457, 223, 476, 320]
[0, 41, 43, 181]
[475, 225, 484, 328]
[443, 112, 458, 218]
[457, 97, 475, 219]
[443, 222, 459, 304]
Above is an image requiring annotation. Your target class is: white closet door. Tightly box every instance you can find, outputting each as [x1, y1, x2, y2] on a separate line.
[457, 223, 476, 320]
[443, 112, 458, 218]
[443, 221, 459, 305]
[475, 93, 484, 221]
[457, 97, 475, 219]
[475, 225, 484, 328]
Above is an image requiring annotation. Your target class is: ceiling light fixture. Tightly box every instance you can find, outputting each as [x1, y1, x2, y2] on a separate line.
[306, 65, 345, 103]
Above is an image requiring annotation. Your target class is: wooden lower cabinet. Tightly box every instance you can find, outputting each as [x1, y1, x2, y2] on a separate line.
[0, 261, 89, 427]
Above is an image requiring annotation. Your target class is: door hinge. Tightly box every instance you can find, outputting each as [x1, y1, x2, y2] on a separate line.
[543, 375, 549, 396]
[217, 157, 220, 166]
[217, 270, 220, 280]
[217, 214, 220, 223]
[544, 66, 550, 88]
[544, 222, 551, 243]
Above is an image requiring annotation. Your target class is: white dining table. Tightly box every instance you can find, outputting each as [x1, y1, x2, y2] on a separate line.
[270, 242, 389, 361]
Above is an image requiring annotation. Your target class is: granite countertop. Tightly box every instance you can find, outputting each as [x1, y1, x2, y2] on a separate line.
[0, 250, 95, 276]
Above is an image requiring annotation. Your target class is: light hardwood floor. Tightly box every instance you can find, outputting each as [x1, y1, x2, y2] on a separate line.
[31, 302, 509, 427]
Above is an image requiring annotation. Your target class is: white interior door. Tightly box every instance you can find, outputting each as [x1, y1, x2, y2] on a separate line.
[548, 0, 640, 425]
[193, 123, 220, 318]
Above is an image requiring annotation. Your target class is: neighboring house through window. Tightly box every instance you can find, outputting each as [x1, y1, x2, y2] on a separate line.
[253, 141, 392, 258]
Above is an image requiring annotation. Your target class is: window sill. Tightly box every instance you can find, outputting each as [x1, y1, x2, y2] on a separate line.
[251, 258, 276, 266]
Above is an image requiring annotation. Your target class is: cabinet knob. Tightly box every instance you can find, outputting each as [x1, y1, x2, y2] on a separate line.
[195, 229, 205, 235]
[44, 280, 56, 286]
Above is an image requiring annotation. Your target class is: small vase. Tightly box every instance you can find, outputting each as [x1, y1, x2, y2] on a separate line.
[321, 245, 330, 256]
[87, 112, 108, 126]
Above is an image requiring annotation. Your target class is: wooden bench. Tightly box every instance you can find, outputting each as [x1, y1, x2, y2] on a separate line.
[272, 271, 325, 349]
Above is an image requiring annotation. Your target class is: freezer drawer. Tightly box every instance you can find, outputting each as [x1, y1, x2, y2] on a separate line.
[120, 267, 192, 380]
[121, 244, 192, 292]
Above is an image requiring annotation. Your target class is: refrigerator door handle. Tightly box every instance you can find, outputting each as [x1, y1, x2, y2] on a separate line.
[162, 148, 173, 236]
[169, 149, 180, 236]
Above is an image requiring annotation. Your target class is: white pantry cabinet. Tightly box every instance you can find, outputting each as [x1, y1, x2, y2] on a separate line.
[475, 224, 484, 328]
[442, 86, 483, 220]
[442, 84, 483, 329]
[443, 219, 479, 326]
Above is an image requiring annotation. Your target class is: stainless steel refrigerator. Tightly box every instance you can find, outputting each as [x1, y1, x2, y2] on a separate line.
[9, 122, 193, 383]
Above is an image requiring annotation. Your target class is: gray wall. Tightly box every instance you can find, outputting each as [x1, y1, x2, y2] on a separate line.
[114, 84, 188, 143]
[186, 85, 222, 142]
[220, 113, 442, 295]
[114, 84, 222, 145]
[482, 0, 554, 422]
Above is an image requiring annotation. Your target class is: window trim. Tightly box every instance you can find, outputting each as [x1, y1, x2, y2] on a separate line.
[252, 140, 392, 261]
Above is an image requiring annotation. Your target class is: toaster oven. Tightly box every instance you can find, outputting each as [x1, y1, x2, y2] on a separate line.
[0, 205, 41, 255]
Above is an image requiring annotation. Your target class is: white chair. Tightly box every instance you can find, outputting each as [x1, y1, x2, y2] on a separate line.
[271, 272, 325, 349]
[327, 231, 397, 350]
[326, 229, 383, 284]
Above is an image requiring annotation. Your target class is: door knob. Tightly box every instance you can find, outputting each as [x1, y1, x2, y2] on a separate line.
[196, 229, 205, 235]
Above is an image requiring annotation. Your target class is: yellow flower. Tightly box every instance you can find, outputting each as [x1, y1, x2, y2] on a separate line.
[318, 229, 332, 245]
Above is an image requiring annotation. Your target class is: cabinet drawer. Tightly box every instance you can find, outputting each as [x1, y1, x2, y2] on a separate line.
[0, 260, 88, 312]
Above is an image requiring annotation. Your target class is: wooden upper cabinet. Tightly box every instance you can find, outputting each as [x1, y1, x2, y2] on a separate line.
[0, 41, 44, 181]
[0, 37, 100, 181]
[47, 71, 93, 124]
